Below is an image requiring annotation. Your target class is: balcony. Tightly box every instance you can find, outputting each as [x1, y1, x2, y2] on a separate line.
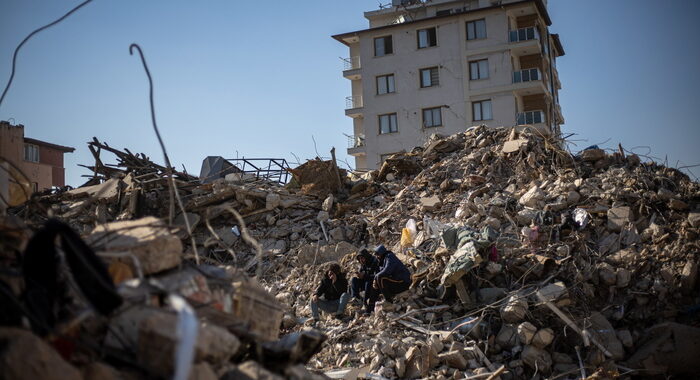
[342, 56, 361, 80]
[512, 68, 541, 83]
[345, 96, 363, 118]
[509, 27, 539, 43]
[346, 134, 366, 156]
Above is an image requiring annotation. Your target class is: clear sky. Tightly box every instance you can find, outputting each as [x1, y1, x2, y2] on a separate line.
[1, 0, 699, 187]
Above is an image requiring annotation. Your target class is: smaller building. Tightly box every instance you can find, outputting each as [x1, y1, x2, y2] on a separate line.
[0, 121, 74, 209]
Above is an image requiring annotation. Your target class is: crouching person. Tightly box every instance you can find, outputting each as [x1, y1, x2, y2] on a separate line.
[310, 263, 349, 324]
[371, 245, 411, 308]
[350, 249, 380, 313]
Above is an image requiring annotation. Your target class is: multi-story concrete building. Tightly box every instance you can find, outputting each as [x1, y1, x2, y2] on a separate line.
[0, 121, 74, 210]
[333, 0, 564, 170]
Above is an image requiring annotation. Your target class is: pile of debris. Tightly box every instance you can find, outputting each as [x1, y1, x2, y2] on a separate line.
[2, 126, 699, 379]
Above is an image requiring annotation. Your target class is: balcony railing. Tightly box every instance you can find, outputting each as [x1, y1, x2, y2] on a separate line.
[512, 68, 541, 83]
[509, 27, 539, 43]
[342, 56, 361, 71]
[345, 95, 363, 109]
[517, 110, 545, 125]
[347, 134, 365, 149]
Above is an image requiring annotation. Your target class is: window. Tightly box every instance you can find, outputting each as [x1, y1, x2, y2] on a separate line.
[376, 74, 395, 95]
[517, 110, 545, 125]
[469, 59, 489, 80]
[417, 27, 437, 49]
[472, 100, 492, 121]
[374, 36, 393, 56]
[420, 67, 439, 88]
[512, 68, 540, 83]
[422, 107, 442, 128]
[24, 143, 39, 162]
[466, 19, 486, 40]
[379, 113, 398, 134]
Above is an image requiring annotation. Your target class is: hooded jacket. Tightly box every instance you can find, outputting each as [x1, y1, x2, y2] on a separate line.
[357, 250, 380, 279]
[374, 250, 411, 284]
[315, 272, 348, 301]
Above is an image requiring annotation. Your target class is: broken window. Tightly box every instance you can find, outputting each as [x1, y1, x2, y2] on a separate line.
[417, 27, 437, 49]
[24, 143, 39, 162]
[422, 107, 442, 128]
[374, 36, 393, 56]
[467, 19, 486, 40]
[378, 113, 398, 134]
[420, 67, 439, 88]
[472, 100, 492, 121]
[376, 74, 396, 95]
[469, 59, 489, 80]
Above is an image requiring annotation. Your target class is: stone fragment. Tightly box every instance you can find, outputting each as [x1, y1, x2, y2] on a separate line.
[236, 361, 284, 380]
[501, 295, 528, 323]
[0, 328, 81, 380]
[689, 212, 700, 228]
[265, 193, 281, 210]
[657, 188, 674, 201]
[438, 350, 467, 370]
[616, 268, 631, 288]
[421, 196, 442, 212]
[518, 185, 546, 208]
[137, 311, 241, 377]
[581, 148, 605, 161]
[502, 138, 528, 153]
[517, 322, 537, 345]
[566, 190, 581, 205]
[616, 329, 634, 348]
[531, 328, 554, 348]
[680, 259, 698, 294]
[316, 211, 330, 222]
[538, 282, 568, 302]
[521, 345, 552, 373]
[87, 216, 182, 275]
[495, 324, 518, 348]
[296, 241, 357, 265]
[588, 312, 624, 360]
[607, 206, 631, 232]
[478, 288, 507, 303]
[669, 198, 688, 211]
[322, 194, 334, 212]
[598, 262, 617, 286]
[329, 227, 345, 241]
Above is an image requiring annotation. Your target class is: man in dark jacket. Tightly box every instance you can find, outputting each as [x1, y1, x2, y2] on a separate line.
[310, 263, 349, 323]
[371, 245, 411, 308]
[349, 249, 380, 312]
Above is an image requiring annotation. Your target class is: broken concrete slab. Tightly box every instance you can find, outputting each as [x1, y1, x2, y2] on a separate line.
[87, 216, 182, 275]
[420, 196, 442, 212]
[607, 206, 631, 232]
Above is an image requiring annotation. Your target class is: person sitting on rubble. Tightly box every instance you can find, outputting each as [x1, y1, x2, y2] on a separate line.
[310, 263, 349, 324]
[371, 245, 411, 308]
[349, 249, 380, 311]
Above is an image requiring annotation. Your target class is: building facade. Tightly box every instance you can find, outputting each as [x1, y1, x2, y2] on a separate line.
[333, 0, 564, 170]
[0, 121, 75, 209]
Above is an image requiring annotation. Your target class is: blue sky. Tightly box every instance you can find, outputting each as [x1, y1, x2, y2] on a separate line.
[1, 0, 699, 186]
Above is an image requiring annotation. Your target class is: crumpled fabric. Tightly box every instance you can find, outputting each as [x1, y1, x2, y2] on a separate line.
[440, 226, 496, 285]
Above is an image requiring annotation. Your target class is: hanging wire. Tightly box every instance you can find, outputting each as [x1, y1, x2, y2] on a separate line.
[0, 0, 94, 109]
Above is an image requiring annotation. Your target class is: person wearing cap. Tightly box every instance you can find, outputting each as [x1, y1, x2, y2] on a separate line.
[349, 249, 381, 312]
[310, 263, 349, 324]
[372, 245, 411, 306]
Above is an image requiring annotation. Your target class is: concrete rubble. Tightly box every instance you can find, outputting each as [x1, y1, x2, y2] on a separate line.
[1, 126, 699, 379]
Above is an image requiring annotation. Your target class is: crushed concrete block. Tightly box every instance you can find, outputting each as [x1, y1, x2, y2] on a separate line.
[421, 196, 442, 212]
[329, 227, 345, 241]
[598, 262, 617, 286]
[518, 185, 546, 208]
[265, 193, 281, 210]
[680, 259, 698, 294]
[581, 148, 605, 161]
[607, 206, 631, 232]
[137, 311, 241, 377]
[87, 216, 182, 275]
[531, 328, 554, 348]
[669, 198, 688, 211]
[501, 295, 527, 323]
[0, 328, 81, 380]
[616, 268, 631, 288]
[521, 345, 552, 373]
[538, 282, 568, 302]
[616, 329, 634, 348]
[517, 322, 537, 345]
[439, 350, 467, 370]
[689, 212, 700, 228]
[296, 241, 357, 265]
[495, 324, 518, 348]
[316, 211, 330, 222]
[588, 312, 625, 360]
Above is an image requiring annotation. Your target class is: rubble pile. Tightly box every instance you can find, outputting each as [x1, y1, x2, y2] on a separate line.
[1, 126, 699, 379]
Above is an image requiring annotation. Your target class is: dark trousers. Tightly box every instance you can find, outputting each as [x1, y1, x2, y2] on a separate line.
[376, 276, 410, 303]
[351, 277, 379, 313]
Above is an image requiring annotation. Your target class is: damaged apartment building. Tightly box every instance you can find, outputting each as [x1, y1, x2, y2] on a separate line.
[334, 0, 564, 170]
